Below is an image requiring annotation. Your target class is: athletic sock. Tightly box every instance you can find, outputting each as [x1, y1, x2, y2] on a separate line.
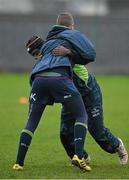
[16, 129, 33, 166]
[74, 122, 87, 159]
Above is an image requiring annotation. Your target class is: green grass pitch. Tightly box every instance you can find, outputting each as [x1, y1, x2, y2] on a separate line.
[0, 73, 129, 179]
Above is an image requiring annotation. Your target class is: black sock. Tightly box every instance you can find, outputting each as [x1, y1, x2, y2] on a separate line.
[74, 123, 87, 159]
[83, 150, 89, 159]
[16, 130, 33, 166]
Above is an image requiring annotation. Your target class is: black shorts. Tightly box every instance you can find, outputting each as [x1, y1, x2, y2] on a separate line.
[29, 76, 80, 105]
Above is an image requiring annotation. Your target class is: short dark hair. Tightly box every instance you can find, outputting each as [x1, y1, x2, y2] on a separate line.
[56, 12, 74, 27]
[26, 36, 43, 55]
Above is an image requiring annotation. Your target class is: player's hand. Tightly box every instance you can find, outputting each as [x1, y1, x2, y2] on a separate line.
[53, 46, 71, 56]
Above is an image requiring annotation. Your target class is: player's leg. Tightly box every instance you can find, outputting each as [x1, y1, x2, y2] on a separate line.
[85, 75, 128, 164]
[63, 94, 87, 157]
[52, 77, 91, 171]
[60, 109, 75, 158]
[13, 79, 47, 170]
[13, 103, 46, 169]
[62, 93, 91, 171]
[83, 75, 119, 151]
[60, 106, 89, 161]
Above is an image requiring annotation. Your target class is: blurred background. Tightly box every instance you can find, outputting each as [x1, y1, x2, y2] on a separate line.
[0, 0, 129, 74]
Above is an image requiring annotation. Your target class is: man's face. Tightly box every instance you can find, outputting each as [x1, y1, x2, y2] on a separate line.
[33, 52, 42, 60]
[28, 48, 42, 60]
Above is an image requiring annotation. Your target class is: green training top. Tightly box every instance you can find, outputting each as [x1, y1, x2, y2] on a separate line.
[73, 64, 89, 84]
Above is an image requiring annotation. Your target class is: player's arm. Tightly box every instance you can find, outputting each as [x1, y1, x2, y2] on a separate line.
[52, 46, 92, 65]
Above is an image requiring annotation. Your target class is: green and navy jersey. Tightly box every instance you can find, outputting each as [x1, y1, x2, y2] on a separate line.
[73, 64, 89, 84]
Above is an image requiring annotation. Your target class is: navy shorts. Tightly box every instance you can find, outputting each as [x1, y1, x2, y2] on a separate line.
[30, 76, 80, 105]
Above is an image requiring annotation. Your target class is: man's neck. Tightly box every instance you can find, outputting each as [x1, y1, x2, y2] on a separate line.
[53, 24, 70, 29]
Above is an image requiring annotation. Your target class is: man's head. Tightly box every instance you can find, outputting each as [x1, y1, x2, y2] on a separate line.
[26, 35, 43, 59]
[56, 12, 74, 30]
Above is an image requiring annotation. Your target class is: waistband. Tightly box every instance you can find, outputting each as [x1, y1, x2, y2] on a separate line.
[35, 75, 72, 80]
[36, 67, 71, 77]
[37, 71, 62, 77]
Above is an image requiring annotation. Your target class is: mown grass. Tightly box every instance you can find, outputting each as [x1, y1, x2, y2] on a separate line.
[0, 73, 129, 179]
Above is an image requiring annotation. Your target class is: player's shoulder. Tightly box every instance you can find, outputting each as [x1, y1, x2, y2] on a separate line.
[60, 29, 84, 38]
